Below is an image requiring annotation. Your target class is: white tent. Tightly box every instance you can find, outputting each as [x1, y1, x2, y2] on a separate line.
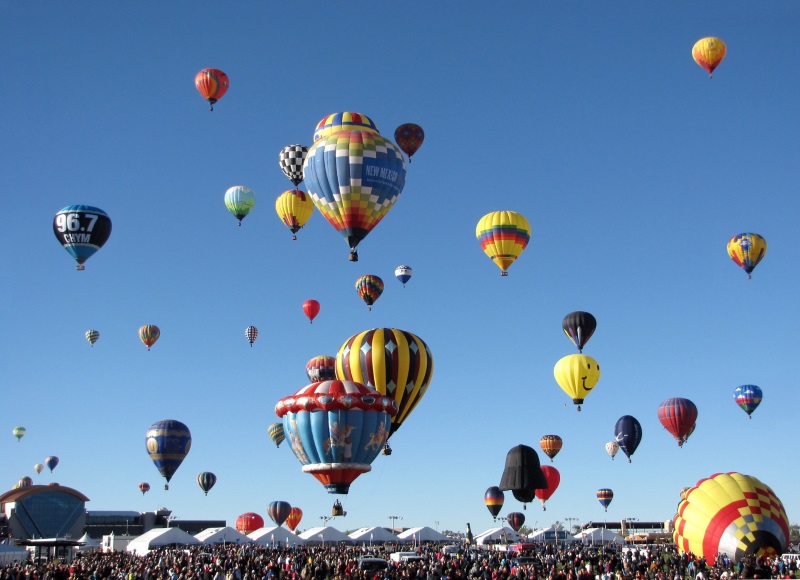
[0, 544, 29, 565]
[528, 527, 575, 543]
[474, 527, 520, 545]
[76, 533, 102, 552]
[574, 528, 624, 544]
[126, 527, 202, 555]
[396, 527, 450, 543]
[349, 526, 400, 544]
[249, 526, 304, 547]
[298, 526, 353, 545]
[195, 526, 253, 545]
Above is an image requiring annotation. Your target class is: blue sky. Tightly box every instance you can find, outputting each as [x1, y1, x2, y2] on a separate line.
[2, 2, 798, 536]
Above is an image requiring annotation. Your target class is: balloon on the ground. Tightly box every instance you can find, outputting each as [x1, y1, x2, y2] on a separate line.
[355, 275, 384, 310]
[733, 384, 762, 418]
[236, 513, 264, 534]
[613, 415, 642, 462]
[507, 512, 525, 532]
[86, 330, 100, 347]
[562, 311, 597, 353]
[692, 37, 727, 78]
[394, 123, 424, 162]
[12, 427, 25, 442]
[605, 441, 619, 460]
[279, 145, 308, 187]
[275, 189, 313, 240]
[657, 397, 698, 447]
[335, 328, 434, 437]
[498, 444, 548, 510]
[268, 422, 285, 447]
[275, 380, 398, 494]
[45, 456, 59, 472]
[539, 435, 563, 462]
[245, 326, 258, 347]
[138, 482, 150, 495]
[484, 486, 505, 519]
[727, 233, 766, 279]
[267, 500, 292, 527]
[534, 465, 560, 511]
[195, 68, 229, 111]
[554, 354, 601, 411]
[224, 186, 256, 226]
[475, 211, 531, 276]
[53, 205, 112, 270]
[197, 472, 217, 495]
[674, 472, 789, 563]
[395, 265, 412, 287]
[286, 507, 303, 531]
[597, 488, 614, 511]
[145, 419, 191, 490]
[139, 325, 160, 350]
[303, 300, 320, 323]
[306, 355, 336, 382]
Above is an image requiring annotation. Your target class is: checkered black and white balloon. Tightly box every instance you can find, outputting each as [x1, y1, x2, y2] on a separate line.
[278, 144, 308, 187]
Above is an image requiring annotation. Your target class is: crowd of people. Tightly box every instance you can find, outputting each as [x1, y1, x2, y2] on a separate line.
[0, 541, 796, 580]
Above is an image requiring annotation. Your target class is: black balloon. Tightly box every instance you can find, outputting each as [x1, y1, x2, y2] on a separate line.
[562, 311, 597, 353]
[499, 444, 548, 505]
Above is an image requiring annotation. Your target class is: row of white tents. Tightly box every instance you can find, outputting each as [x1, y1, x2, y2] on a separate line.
[474, 527, 624, 545]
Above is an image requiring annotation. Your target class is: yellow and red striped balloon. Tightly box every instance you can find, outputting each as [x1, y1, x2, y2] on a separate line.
[476, 211, 530, 276]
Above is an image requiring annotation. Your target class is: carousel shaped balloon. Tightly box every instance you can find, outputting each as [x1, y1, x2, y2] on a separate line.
[145, 419, 191, 489]
[275, 380, 398, 494]
[306, 355, 336, 382]
[53, 205, 112, 270]
[278, 145, 308, 187]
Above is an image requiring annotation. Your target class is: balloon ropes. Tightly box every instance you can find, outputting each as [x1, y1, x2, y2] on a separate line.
[53, 205, 112, 270]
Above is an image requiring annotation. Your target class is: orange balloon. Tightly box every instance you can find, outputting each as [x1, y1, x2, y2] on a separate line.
[195, 68, 229, 110]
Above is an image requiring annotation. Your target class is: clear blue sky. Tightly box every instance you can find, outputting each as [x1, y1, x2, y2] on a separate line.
[2, 1, 798, 536]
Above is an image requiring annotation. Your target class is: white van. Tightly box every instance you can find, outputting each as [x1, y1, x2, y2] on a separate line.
[389, 552, 421, 563]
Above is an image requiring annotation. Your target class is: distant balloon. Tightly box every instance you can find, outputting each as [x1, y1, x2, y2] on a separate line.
[139, 482, 150, 495]
[597, 488, 614, 512]
[139, 325, 160, 350]
[394, 124, 425, 162]
[484, 486, 505, 519]
[539, 435, 563, 462]
[498, 444, 548, 510]
[224, 186, 256, 226]
[306, 355, 336, 382]
[145, 419, 191, 490]
[614, 415, 642, 463]
[235, 512, 264, 534]
[562, 311, 597, 353]
[733, 384, 762, 418]
[605, 441, 619, 460]
[657, 398, 698, 447]
[197, 472, 217, 495]
[554, 354, 601, 411]
[303, 299, 320, 323]
[395, 265, 413, 287]
[268, 500, 292, 527]
[278, 145, 308, 188]
[534, 466, 561, 511]
[53, 205, 112, 270]
[268, 422, 285, 447]
[275, 189, 314, 240]
[355, 275, 384, 310]
[692, 37, 727, 78]
[476, 211, 531, 276]
[19, 476, 33, 488]
[245, 326, 258, 347]
[34, 464, 44, 475]
[12, 427, 25, 442]
[45, 456, 59, 472]
[195, 68, 229, 111]
[727, 233, 767, 279]
[86, 330, 100, 347]
[506, 512, 525, 533]
[285, 506, 303, 532]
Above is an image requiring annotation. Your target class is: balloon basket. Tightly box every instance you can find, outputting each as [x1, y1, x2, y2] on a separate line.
[76, 265, 85, 271]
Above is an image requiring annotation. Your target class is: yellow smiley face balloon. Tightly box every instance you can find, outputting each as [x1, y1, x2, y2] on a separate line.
[554, 354, 601, 411]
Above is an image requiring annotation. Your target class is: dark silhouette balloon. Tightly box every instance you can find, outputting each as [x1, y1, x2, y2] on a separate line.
[614, 415, 642, 463]
[562, 311, 597, 353]
[507, 512, 525, 532]
[484, 486, 505, 519]
[268, 500, 292, 527]
[394, 123, 424, 162]
[499, 444, 548, 510]
[197, 472, 217, 495]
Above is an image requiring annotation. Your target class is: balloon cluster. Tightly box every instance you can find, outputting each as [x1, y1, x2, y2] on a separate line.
[555, 311, 600, 411]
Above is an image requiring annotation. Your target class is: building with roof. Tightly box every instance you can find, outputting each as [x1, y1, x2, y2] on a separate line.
[0, 484, 89, 541]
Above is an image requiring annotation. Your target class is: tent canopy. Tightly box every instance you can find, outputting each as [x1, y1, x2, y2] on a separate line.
[396, 527, 450, 543]
[474, 527, 520, 545]
[349, 527, 399, 543]
[0, 544, 29, 565]
[195, 527, 252, 545]
[298, 526, 353, 544]
[249, 526, 304, 546]
[574, 527, 624, 544]
[126, 527, 201, 555]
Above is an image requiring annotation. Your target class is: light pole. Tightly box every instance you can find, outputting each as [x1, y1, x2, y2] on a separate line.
[434, 520, 439, 532]
[565, 517, 578, 544]
[626, 517, 639, 537]
[388, 515, 403, 533]
[320, 515, 333, 527]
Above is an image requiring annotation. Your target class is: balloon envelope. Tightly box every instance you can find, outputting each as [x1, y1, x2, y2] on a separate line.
[733, 384, 762, 417]
[355, 275, 384, 309]
[394, 123, 425, 161]
[195, 68, 229, 110]
[484, 486, 505, 518]
[139, 482, 150, 495]
[267, 500, 292, 527]
[236, 513, 264, 534]
[268, 422, 285, 447]
[279, 145, 308, 187]
[534, 466, 561, 509]
[53, 205, 112, 270]
[554, 354, 601, 409]
[12, 427, 25, 442]
[224, 186, 256, 225]
[197, 472, 217, 495]
[613, 415, 642, 462]
[657, 397, 698, 446]
[86, 330, 100, 346]
[539, 435, 563, 461]
[605, 441, 619, 459]
[275, 189, 313, 239]
[34, 464, 43, 475]
[139, 325, 160, 350]
[597, 488, 614, 511]
[498, 444, 548, 507]
[727, 233, 766, 279]
[312, 112, 379, 142]
[394, 265, 413, 287]
[476, 211, 531, 276]
[507, 512, 525, 532]
[692, 37, 727, 77]
[306, 355, 336, 383]
[303, 300, 320, 323]
[562, 311, 597, 353]
[45, 456, 59, 472]
[286, 507, 303, 531]
[145, 419, 191, 489]
[245, 326, 258, 346]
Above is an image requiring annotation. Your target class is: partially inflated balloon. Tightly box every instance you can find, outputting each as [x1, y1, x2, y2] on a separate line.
[657, 398, 698, 447]
[394, 124, 424, 162]
[268, 500, 292, 527]
[613, 415, 642, 463]
[674, 472, 789, 563]
[286, 507, 303, 531]
[355, 275, 384, 310]
[86, 330, 100, 347]
[224, 186, 256, 226]
[733, 384, 762, 418]
[692, 37, 726, 78]
[476, 211, 530, 276]
[279, 145, 308, 187]
[597, 488, 613, 512]
[275, 189, 313, 240]
[539, 435, 562, 462]
[195, 68, 229, 111]
[306, 355, 336, 382]
[268, 422, 285, 447]
[197, 472, 217, 495]
[139, 325, 160, 350]
[554, 354, 601, 410]
[145, 419, 191, 489]
[562, 312, 596, 353]
[303, 300, 320, 323]
[53, 205, 112, 270]
[507, 512, 525, 533]
[484, 486, 505, 519]
[245, 326, 258, 347]
[534, 466, 560, 511]
[727, 233, 766, 279]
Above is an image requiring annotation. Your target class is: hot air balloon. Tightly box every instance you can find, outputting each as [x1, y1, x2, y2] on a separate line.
[605, 441, 619, 460]
[534, 466, 560, 511]
[476, 211, 531, 276]
[484, 486, 505, 520]
[19, 476, 33, 488]
[692, 37, 727, 78]
[597, 488, 614, 512]
[395, 265, 412, 287]
[657, 398, 698, 447]
[53, 205, 112, 270]
[303, 112, 406, 262]
[498, 444, 548, 511]
[554, 354, 601, 411]
[145, 419, 191, 490]
[86, 330, 100, 347]
[45, 456, 59, 472]
[279, 145, 308, 187]
[303, 300, 320, 323]
[245, 326, 258, 347]
[614, 415, 642, 463]
[674, 472, 789, 563]
[335, 328, 434, 437]
[34, 464, 44, 475]
[727, 233, 767, 279]
[562, 311, 597, 353]
[224, 186, 256, 226]
[236, 512, 264, 534]
[275, 189, 314, 240]
[285, 506, 303, 532]
[355, 275, 384, 310]
[733, 384, 762, 418]
[394, 124, 424, 162]
[195, 68, 229, 111]
[139, 482, 150, 495]
[506, 512, 525, 533]
[197, 472, 217, 495]
[275, 380, 398, 494]
[306, 355, 336, 382]
[139, 325, 160, 350]
[12, 427, 25, 442]
[268, 500, 292, 527]
[539, 435, 563, 462]
[268, 422, 285, 447]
